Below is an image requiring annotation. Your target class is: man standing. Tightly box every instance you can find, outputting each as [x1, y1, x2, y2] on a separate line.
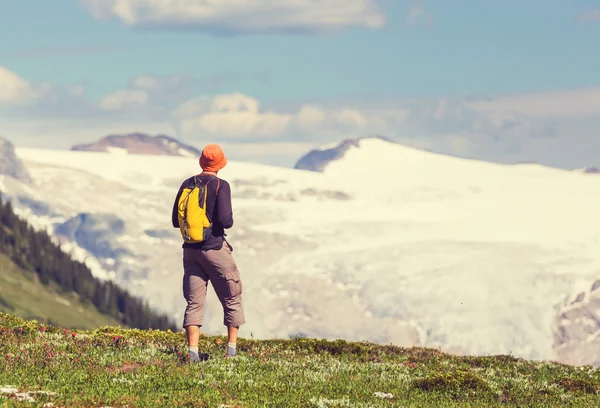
[171, 144, 245, 361]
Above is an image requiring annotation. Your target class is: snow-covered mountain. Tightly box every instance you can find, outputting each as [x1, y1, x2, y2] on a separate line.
[71, 133, 202, 157]
[4, 137, 600, 366]
[294, 135, 395, 172]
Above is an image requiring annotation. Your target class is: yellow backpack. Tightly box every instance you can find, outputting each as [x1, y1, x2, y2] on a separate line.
[177, 176, 220, 243]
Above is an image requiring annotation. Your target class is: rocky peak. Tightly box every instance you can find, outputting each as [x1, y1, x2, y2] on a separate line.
[0, 136, 32, 183]
[71, 133, 202, 157]
[294, 135, 395, 172]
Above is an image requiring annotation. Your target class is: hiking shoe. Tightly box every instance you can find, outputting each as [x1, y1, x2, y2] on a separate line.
[189, 351, 210, 363]
[226, 345, 237, 357]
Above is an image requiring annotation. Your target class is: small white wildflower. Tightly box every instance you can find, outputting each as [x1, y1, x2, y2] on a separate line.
[112, 378, 135, 385]
[560, 393, 572, 401]
[0, 387, 57, 403]
[374, 392, 393, 399]
[309, 397, 353, 408]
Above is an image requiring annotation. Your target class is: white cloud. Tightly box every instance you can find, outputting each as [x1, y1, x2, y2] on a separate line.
[295, 105, 327, 129]
[82, 0, 386, 34]
[218, 141, 318, 167]
[69, 85, 86, 97]
[99, 89, 149, 111]
[2, 117, 176, 150]
[173, 97, 211, 119]
[406, 0, 433, 26]
[180, 93, 293, 138]
[467, 88, 600, 118]
[4, 65, 600, 170]
[334, 108, 369, 127]
[176, 95, 407, 140]
[0, 66, 39, 105]
[578, 10, 600, 22]
[132, 75, 161, 90]
[132, 74, 186, 90]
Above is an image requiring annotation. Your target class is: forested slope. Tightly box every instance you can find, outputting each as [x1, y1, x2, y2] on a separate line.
[0, 193, 176, 331]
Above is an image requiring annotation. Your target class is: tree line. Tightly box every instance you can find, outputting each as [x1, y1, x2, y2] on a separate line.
[0, 193, 177, 331]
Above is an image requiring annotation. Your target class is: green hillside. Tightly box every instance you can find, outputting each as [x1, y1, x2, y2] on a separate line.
[0, 254, 120, 329]
[0, 192, 176, 331]
[1, 313, 599, 407]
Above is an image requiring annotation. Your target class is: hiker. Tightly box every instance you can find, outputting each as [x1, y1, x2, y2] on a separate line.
[171, 144, 245, 361]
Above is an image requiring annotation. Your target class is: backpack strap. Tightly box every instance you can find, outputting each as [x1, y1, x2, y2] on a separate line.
[188, 175, 197, 189]
[193, 174, 220, 194]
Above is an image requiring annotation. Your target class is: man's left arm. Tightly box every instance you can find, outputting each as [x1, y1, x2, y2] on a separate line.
[171, 184, 184, 228]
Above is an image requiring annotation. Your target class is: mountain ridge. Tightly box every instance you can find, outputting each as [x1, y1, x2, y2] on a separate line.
[6, 138, 600, 367]
[0, 192, 177, 331]
[0, 137, 32, 183]
[0, 254, 121, 329]
[71, 133, 202, 157]
[294, 135, 397, 172]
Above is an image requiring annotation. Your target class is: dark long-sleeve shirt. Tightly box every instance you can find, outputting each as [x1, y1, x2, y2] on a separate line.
[171, 174, 233, 250]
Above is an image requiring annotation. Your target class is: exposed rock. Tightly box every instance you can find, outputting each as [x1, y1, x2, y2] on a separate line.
[53, 213, 131, 259]
[144, 229, 174, 239]
[573, 167, 600, 174]
[300, 188, 351, 200]
[572, 291, 586, 304]
[294, 135, 395, 172]
[0, 137, 32, 183]
[294, 139, 359, 173]
[554, 286, 600, 367]
[71, 133, 202, 157]
[16, 195, 52, 216]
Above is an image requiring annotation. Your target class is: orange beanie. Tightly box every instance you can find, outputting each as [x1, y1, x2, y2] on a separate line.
[199, 144, 227, 172]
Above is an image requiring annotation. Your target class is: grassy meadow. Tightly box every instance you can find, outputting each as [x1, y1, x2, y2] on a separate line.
[0, 313, 599, 407]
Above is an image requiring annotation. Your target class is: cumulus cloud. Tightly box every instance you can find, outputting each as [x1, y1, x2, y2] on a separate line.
[405, 0, 433, 27]
[466, 88, 600, 118]
[3, 118, 176, 150]
[218, 141, 318, 167]
[295, 105, 327, 129]
[0, 66, 40, 105]
[99, 89, 149, 110]
[8, 44, 126, 59]
[179, 93, 293, 139]
[96, 73, 196, 116]
[173, 94, 410, 141]
[82, 0, 386, 34]
[132, 75, 161, 90]
[578, 10, 600, 23]
[4, 65, 600, 170]
[69, 85, 86, 98]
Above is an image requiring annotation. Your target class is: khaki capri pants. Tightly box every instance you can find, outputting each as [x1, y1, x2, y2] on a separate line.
[182, 241, 245, 328]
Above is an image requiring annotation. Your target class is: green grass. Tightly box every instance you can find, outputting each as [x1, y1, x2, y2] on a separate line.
[1, 313, 599, 407]
[0, 254, 120, 329]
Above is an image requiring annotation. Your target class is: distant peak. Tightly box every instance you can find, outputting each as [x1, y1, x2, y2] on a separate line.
[574, 167, 600, 174]
[71, 133, 202, 157]
[0, 136, 32, 183]
[294, 135, 397, 172]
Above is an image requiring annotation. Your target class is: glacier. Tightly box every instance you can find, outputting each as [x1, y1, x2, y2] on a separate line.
[6, 137, 600, 366]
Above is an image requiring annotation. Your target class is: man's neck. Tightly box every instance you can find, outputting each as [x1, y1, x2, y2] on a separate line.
[200, 171, 217, 176]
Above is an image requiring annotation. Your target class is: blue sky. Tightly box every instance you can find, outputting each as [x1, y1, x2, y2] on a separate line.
[1, 0, 599, 168]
